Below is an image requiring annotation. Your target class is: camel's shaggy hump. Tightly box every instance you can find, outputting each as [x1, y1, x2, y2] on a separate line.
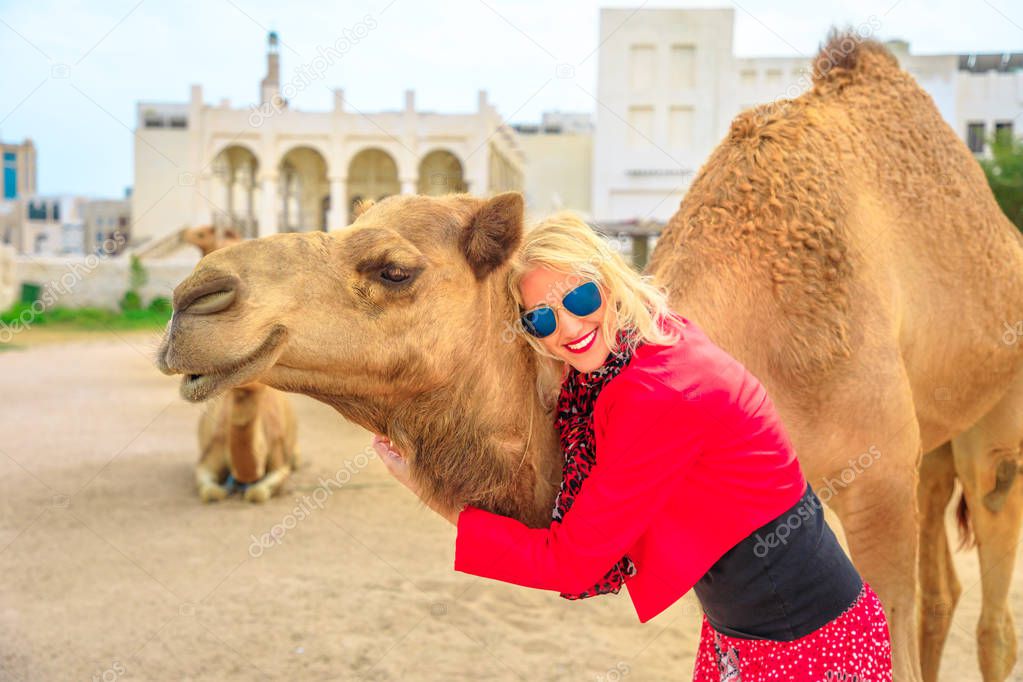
[811, 29, 899, 87]
[651, 30, 1011, 390]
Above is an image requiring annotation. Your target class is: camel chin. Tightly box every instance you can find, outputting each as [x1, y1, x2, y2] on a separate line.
[166, 325, 288, 403]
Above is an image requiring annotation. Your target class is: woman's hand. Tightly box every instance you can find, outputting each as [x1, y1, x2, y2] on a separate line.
[372, 433, 416, 493]
[371, 433, 463, 526]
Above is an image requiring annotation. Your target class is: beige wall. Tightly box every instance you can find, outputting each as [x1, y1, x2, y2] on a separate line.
[518, 133, 592, 217]
[0, 244, 15, 311]
[12, 253, 198, 310]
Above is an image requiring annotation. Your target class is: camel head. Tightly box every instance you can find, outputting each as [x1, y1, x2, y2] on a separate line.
[157, 192, 562, 526]
[183, 225, 241, 257]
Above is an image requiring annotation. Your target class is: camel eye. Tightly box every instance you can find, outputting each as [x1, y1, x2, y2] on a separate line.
[379, 265, 410, 283]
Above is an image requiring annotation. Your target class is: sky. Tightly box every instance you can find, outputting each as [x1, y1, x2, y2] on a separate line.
[1, 0, 1021, 197]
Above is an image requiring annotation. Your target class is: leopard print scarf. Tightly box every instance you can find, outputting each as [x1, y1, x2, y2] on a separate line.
[553, 326, 641, 599]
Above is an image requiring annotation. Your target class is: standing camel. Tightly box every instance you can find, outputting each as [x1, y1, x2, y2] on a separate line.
[156, 35, 1023, 680]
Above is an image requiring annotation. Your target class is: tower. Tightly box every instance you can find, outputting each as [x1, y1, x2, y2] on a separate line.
[260, 31, 282, 106]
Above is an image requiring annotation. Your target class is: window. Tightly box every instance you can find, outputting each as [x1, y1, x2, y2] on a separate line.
[3, 151, 15, 200]
[630, 45, 656, 91]
[143, 115, 165, 128]
[627, 106, 655, 148]
[28, 200, 47, 221]
[765, 69, 783, 85]
[169, 116, 187, 128]
[739, 69, 757, 86]
[670, 45, 695, 88]
[995, 121, 1014, 143]
[52, 202, 60, 221]
[668, 106, 694, 149]
[967, 122, 986, 153]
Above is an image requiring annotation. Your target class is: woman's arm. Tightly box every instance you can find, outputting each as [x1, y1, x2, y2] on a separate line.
[375, 383, 706, 594]
[452, 387, 705, 594]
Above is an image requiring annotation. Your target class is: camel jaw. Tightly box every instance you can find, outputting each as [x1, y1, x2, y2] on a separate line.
[163, 326, 288, 403]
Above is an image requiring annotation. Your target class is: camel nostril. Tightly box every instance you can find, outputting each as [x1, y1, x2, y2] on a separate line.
[183, 288, 236, 315]
[175, 275, 240, 316]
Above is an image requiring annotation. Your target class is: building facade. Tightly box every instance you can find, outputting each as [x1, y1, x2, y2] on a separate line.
[592, 8, 1023, 224]
[1, 195, 85, 255]
[514, 112, 593, 217]
[131, 32, 524, 246]
[82, 199, 131, 256]
[1, 139, 37, 201]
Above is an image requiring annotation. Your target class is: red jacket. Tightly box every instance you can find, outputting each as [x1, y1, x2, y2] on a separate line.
[454, 316, 808, 623]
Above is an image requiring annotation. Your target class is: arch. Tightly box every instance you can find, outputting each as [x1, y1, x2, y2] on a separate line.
[210, 144, 261, 238]
[278, 141, 332, 176]
[209, 141, 261, 167]
[347, 148, 400, 222]
[417, 149, 466, 195]
[278, 146, 329, 231]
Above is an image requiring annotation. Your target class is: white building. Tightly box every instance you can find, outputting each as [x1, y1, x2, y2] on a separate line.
[514, 112, 594, 217]
[592, 8, 1023, 224]
[131, 31, 524, 247]
[1, 195, 85, 255]
[82, 199, 131, 256]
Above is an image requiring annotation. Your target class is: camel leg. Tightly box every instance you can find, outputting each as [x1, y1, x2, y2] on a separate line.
[243, 443, 291, 503]
[951, 374, 1023, 682]
[917, 442, 960, 682]
[196, 439, 229, 503]
[823, 408, 922, 682]
[196, 464, 228, 502]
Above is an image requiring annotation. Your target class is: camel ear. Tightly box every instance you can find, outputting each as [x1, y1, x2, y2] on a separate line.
[462, 192, 524, 279]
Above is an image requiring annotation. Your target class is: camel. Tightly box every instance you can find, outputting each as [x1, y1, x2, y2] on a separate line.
[155, 35, 1023, 681]
[182, 225, 241, 256]
[195, 380, 299, 503]
[183, 225, 300, 503]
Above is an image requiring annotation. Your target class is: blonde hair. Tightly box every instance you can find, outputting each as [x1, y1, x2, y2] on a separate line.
[507, 212, 684, 369]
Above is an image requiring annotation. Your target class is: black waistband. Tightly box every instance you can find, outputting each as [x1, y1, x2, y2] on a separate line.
[692, 483, 863, 641]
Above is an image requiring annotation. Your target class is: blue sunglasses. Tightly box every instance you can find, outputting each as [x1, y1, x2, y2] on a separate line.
[520, 281, 603, 339]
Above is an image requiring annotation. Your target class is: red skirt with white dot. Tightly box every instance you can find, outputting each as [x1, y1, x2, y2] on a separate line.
[691, 581, 892, 681]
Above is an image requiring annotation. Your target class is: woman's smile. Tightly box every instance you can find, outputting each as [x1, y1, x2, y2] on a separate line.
[564, 328, 598, 354]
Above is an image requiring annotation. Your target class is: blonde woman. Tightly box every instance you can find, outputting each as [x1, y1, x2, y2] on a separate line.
[374, 213, 892, 681]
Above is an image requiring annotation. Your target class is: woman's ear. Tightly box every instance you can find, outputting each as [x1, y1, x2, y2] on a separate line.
[461, 192, 524, 280]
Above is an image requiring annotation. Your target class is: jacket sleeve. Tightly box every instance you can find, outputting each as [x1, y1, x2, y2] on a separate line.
[453, 379, 707, 594]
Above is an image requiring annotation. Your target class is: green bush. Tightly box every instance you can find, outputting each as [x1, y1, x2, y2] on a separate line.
[119, 289, 142, 312]
[980, 132, 1023, 232]
[0, 303, 171, 332]
[147, 296, 172, 315]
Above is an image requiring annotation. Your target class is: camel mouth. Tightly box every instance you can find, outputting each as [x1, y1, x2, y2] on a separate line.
[176, 326, 288, 403]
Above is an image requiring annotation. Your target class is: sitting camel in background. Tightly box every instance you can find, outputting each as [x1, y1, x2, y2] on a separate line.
[182, 225, 241, 256]
[157, 35, 1023, 680]
[195, 381, 299, 503]
[184, 225, 300, 503]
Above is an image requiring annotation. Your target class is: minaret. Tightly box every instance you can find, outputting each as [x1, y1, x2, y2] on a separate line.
[260, 31, 282, 106]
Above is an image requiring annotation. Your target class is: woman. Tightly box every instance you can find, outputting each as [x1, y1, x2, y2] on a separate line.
[373, 213, 892, 681]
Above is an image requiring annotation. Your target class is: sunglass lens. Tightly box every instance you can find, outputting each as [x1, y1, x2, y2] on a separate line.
[563, 281, 602, 317]
[521, 307, 557, 338]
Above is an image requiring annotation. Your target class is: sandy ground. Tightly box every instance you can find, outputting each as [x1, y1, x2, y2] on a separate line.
[0, 331, 1021, 681]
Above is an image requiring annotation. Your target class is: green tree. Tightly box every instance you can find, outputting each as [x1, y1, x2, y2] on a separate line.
[979, 130, 1023, 232]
